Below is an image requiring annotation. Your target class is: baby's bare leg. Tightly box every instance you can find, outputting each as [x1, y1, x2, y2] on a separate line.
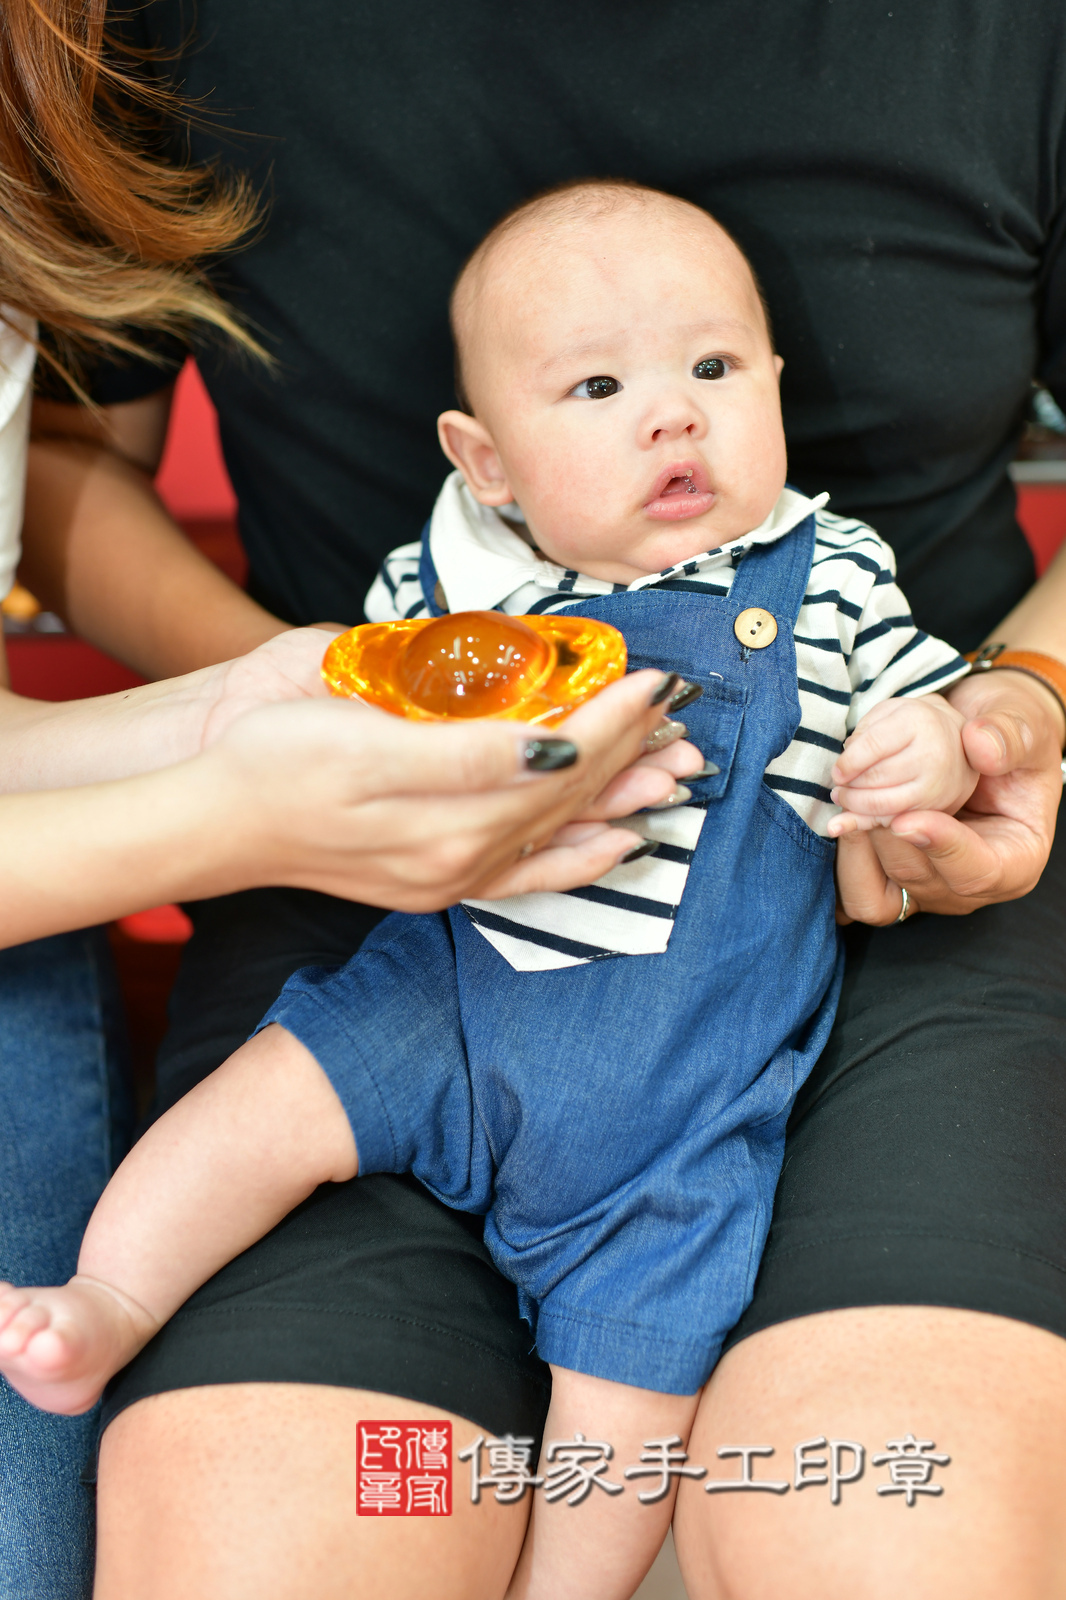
[0, 1023, 355, 1415]
[506, 1367, 701, 1600]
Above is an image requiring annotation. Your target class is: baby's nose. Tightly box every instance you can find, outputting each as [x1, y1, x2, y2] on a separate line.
[651, 415, 698, 442]
[642, 392, 706, 446]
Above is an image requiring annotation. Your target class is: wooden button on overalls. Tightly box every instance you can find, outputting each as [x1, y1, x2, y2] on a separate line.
[734, 607, 778, 648]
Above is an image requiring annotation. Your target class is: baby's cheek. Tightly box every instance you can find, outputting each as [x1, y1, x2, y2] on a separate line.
[507, 451, 611, 560]
[713, 400, 787, 522]
[526, 505, 617, 569]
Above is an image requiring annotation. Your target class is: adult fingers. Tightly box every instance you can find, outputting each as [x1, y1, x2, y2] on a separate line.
[632, 740, 706, 777]
[227, 667, 679, 807]
[960, 710, 1035, 776]
[308, 702, 579, 799]
[833, 830, 904, 925]
[549, 668, 682, 765]
[589, 739, 704, 818]
[494, 669, 688, 822]
[385, 667, 681, 805]
[470, 822, 647, 899]
[873, 809, 1012, 908]
[219, 698, 535, 801]
[950, 668, 1063, 775]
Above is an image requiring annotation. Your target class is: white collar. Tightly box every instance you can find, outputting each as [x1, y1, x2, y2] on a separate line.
[429, 471, 829, 614]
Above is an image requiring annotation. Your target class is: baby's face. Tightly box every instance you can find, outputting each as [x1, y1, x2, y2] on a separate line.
[441, 204, 787, 584]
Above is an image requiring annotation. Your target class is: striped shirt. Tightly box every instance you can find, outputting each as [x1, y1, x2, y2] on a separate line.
[365, 473, 969, 969]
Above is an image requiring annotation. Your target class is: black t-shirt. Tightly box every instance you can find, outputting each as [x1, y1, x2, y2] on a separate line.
[90, 0, 1066, 648]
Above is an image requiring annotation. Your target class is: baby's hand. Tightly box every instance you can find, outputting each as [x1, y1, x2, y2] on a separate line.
[827, 693, 978, 838]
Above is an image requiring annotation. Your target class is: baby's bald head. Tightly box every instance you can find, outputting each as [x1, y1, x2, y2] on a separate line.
[450, 180, 771, 414]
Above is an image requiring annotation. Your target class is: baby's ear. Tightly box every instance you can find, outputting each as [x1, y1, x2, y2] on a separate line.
[437, 411, 514, 505]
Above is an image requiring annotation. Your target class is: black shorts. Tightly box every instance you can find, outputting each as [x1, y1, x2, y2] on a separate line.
[102, 818, 1066, 1439]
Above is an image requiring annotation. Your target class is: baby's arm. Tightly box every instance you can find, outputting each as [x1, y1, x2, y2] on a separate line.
[826, 692, 979, 838]
[0, 1024, 355, 1416]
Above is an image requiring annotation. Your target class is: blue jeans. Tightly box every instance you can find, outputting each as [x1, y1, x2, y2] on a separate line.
[0, 932, 131, 1600]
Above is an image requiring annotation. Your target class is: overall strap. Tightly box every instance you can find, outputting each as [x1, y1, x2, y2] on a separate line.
[728, 513, 817, 628]
[417, 521, 447, 617]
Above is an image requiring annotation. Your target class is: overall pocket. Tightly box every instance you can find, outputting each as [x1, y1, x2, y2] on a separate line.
[629, 659, 747, 803]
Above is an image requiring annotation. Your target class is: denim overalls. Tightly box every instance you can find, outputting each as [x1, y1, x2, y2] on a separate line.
[264, 515, 844, 1394]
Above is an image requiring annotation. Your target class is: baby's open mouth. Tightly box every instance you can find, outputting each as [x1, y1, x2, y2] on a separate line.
[644, 461, 715, 522]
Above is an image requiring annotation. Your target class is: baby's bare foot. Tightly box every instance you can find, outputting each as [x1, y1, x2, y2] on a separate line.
[0, 1277, 158, 1415]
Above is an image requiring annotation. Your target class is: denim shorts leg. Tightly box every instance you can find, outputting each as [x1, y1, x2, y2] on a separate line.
[0, 931, 131, 1600]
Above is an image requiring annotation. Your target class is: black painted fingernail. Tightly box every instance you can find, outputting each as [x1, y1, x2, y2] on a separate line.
[650, 673, 681, 705]
[669, 681, 704, 713]
[522, 738, 578, 771]
[689, 761, 721, 779]
[621, 839, 659, 864]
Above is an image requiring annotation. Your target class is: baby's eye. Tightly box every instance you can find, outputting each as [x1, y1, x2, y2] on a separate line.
[693, 357, 729, 381]
[569, 376, 621, 400]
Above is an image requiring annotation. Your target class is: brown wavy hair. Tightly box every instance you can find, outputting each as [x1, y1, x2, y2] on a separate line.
[0, 0, 260, 388]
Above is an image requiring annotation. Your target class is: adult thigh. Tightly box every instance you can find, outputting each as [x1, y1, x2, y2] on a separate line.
[95, 1385, 527, 1600]
[674, 1306, 1066, 1599]
[0, 932, 130, 1600]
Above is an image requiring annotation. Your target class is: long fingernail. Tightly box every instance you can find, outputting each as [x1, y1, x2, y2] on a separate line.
[669, 681, 704, 713]
[644, 720, 687, 752]
[688, 761, 721, 779]
[522, 738, 578, 771]
[649, 673, 681, 706]
[647, 784, 692, 810]
[620, 839, 659, 864]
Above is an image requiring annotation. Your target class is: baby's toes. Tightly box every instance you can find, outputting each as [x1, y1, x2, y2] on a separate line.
[0, 1285, 30, 1334]
[23, 1322, 83, 1376]
[0, 1299, 51, 1357]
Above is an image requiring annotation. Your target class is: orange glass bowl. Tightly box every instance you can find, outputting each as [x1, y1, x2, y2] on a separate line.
[322, 611, 627, 726]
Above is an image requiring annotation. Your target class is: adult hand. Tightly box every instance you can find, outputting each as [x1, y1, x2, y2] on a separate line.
[201, 668, 703, 911]
[835, 669, 1063, 925]
[197, 627, 697, 834]
[197, 626, 342, 742]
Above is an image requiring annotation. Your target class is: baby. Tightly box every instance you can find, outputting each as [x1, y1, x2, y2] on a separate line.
[0, 182, 978, 1599]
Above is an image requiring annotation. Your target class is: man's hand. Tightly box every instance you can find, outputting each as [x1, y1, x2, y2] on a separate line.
[835, 670, 1063, 925]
